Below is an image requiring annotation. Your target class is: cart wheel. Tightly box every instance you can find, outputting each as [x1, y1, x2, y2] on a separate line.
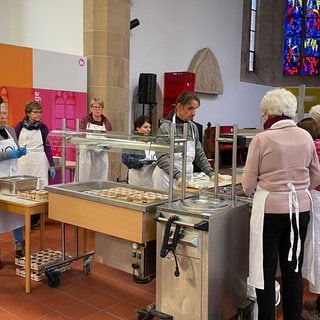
[83, 258, 92, 275]
[136, 309, 152, 320]
[45, 271, 61, 288]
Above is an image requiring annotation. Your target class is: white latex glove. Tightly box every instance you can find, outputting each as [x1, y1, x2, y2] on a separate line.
[177, 177, 190, 188]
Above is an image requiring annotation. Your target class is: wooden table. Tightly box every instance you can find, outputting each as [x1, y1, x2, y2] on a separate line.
[0, 195, 47, 293]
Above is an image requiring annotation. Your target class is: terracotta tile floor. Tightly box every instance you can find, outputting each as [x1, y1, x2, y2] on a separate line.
[0, 219, 156, 320]
[0, 217, 317, 320]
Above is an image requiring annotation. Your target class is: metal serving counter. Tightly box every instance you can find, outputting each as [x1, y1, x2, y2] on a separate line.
[45, 181, 182, 242]
[45, 181, 185, 278]
[153, 198, 250, 320]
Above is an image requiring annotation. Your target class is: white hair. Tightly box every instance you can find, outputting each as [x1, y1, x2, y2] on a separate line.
[309, 105, 320, 123]
[260, 88, 297, 118]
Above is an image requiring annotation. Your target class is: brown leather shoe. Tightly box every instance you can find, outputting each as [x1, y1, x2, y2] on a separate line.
[0, 259, 3, 269]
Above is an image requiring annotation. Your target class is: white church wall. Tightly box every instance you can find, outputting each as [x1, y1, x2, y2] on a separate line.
[0, 0, 83, 56]
[0, 0, 273, 129]
[130, 0, 273, 130]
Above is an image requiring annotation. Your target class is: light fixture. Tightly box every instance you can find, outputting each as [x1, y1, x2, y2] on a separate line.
[130, 18, 140, 30]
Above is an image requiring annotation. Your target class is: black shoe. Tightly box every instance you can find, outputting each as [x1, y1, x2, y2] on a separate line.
[15, 240, 25, 258]
[31, 214, 40, 229]
[15, 250, 24, 258]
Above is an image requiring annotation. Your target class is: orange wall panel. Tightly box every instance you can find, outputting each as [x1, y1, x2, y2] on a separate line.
[0, 86, 33, 126]
[0, 43, 33, 88]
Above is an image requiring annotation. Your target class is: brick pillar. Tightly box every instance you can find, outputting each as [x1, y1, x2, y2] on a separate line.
[84, 0, 130, 181]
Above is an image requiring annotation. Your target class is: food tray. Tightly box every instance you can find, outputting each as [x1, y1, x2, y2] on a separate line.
[188, 172, 232, 189]
[0, 175, 38, 196]
[16, 190, 49, 201]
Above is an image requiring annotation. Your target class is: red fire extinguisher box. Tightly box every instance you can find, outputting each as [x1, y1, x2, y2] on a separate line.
[163, 72, 195, 116]
[164, 72, 195, 98]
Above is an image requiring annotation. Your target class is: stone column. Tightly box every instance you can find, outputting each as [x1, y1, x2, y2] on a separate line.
[84, 0, 130, 181]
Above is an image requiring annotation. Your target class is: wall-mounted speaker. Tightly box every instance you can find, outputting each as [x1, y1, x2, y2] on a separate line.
[138, 73, 157, 105]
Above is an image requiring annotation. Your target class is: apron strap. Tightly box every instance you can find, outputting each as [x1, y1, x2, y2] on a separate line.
[287, 182, 301, 272]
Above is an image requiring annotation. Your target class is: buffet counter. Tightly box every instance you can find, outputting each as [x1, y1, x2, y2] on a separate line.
[45, 181, 177, 243]
[0, 194, 47, 293]
[45, 181, 187, 278]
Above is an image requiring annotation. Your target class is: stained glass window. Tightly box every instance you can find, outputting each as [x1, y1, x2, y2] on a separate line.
[283, 0, 320, 75]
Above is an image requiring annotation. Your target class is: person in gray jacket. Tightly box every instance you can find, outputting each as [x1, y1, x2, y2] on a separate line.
[152, 91, 214, 190]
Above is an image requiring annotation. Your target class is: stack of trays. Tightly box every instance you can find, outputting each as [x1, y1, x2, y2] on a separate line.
[15, 249, 69, 281]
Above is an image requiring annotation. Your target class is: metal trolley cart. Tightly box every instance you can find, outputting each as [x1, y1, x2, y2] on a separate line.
[137, 124, 252, 320]
[45, 125, 185, 288]
[43, 231, 95, 288]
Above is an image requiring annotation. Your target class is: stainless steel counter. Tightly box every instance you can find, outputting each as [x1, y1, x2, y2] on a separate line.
[155, 198, 250, 320]
[45, 181, 187, 278]
[45, 180, 175, 212]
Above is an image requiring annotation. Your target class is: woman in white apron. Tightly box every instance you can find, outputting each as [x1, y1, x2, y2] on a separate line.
[78, 98, 112, 181]
[15, 101, 56, 229]
[152, 91, 214, 191]
[242, 88, 320, 320]
[122, 116, 156, 188]
[0, 103, 28, 266]
[298, 116, 320, 320]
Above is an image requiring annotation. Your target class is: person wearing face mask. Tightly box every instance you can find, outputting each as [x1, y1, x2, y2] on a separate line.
[15, 101, 56, 229]
[78, 97, 112, 182]
[122, 115, 156, 188]
[0, 102, 27, 266]
[242, 88, 320, 320]
[152, 91, 214, 190]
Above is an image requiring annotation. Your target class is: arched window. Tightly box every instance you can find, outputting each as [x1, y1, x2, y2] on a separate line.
[283, 0, 320, 76]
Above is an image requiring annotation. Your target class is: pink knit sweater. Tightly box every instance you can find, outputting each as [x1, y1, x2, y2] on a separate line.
[242, 120, 320, 213]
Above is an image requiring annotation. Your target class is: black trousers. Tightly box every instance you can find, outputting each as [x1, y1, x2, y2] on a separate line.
[256, 212, 310, 320]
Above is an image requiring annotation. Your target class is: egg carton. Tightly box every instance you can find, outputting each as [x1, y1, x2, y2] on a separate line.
[15, 249, 71, 271]
[15, 268, 46, 282]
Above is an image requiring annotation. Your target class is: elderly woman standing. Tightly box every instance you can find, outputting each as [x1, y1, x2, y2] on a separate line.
[0, 102, 27, 266]
[301, 106, 320, 320]
[309, 105, 320, 123]
[242, 88, 320, 320]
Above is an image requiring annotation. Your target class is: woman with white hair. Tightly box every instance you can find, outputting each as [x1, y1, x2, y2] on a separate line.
[303, 105, 320, 320]
[242, 88, 320, 320]
[309, 104, 320, 123]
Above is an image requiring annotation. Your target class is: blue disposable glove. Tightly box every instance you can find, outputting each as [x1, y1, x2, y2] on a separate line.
[8, 150, 19, 159]
[18, 146, 27, 156]
[50, 166, 56, 179]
